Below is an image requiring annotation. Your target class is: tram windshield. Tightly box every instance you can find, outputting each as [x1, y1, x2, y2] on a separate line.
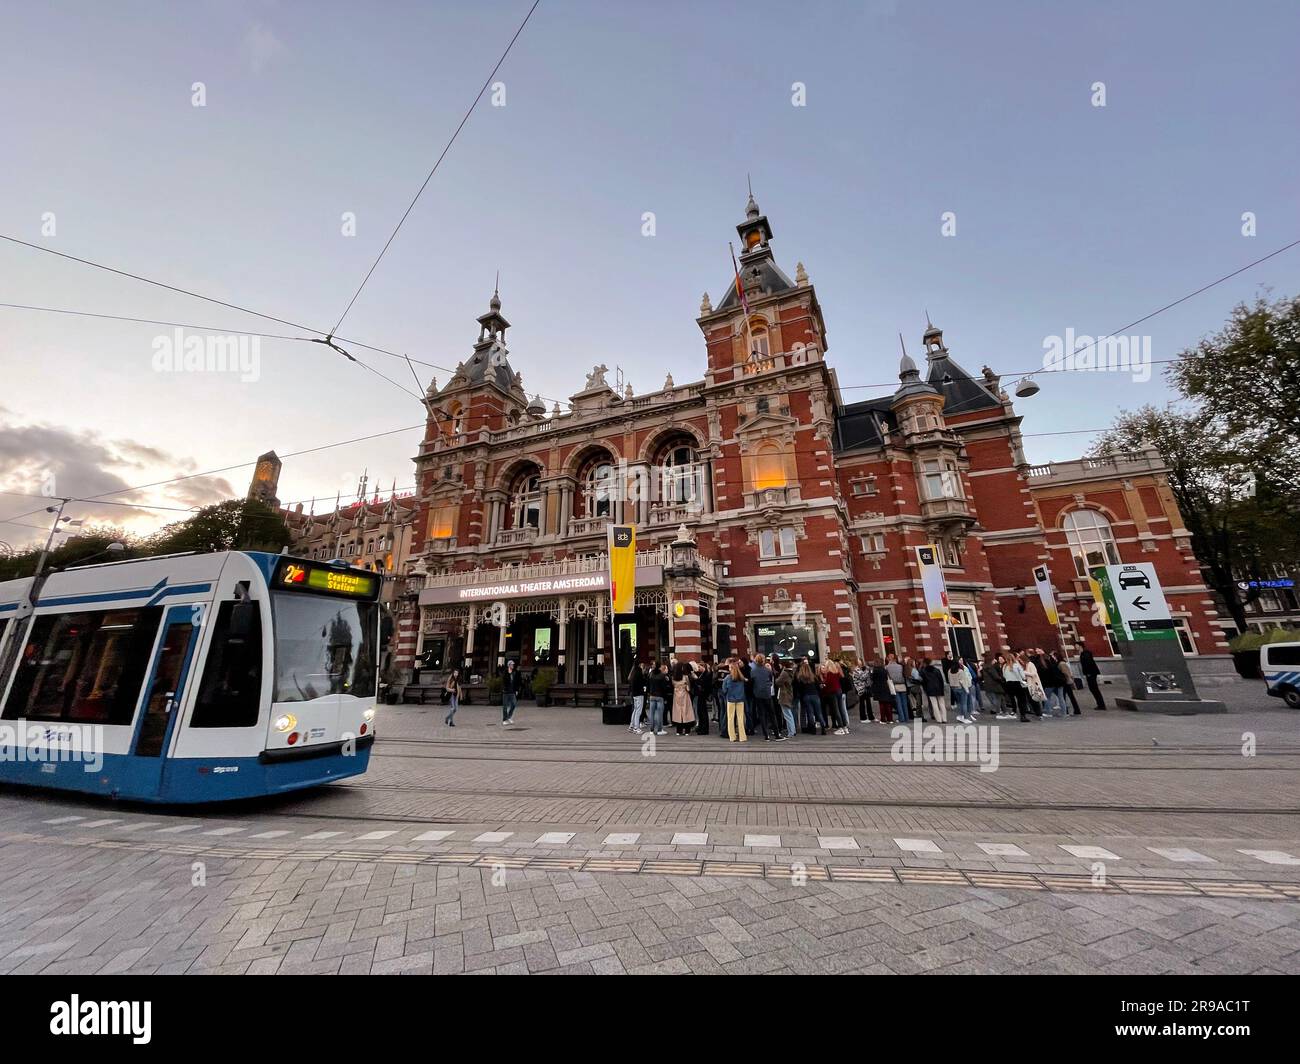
[271, 593, 378, 703]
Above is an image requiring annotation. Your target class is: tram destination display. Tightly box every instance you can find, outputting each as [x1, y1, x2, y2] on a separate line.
[275, 559, 380, 599]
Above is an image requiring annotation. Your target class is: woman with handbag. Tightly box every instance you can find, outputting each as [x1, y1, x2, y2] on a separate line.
[443, 668, 463, 727]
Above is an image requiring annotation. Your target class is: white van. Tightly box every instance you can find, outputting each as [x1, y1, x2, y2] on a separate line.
[1261, 641, 1300, 709]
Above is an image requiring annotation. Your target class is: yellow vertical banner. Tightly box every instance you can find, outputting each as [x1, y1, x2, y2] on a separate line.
[1032, 564, 1059, 625]
[609, 524, 636, 615]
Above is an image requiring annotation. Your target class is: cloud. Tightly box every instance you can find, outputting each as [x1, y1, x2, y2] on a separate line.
[164, 475, 237, 510]
[242, 23, 286, 73]
[0, 417, 236, 548]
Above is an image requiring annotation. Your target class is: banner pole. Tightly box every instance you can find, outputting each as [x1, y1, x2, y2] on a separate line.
[607, 523, 619, 702]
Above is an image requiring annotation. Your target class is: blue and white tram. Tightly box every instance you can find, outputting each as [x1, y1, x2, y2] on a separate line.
[0, 551, 380, 802]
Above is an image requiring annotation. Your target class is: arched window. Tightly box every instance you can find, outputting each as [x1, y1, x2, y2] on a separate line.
[1063, 509, 1120, 577]
[581, 460, 614, 518]
[749, 318, 770, 360]
[754, 441, 786, 490]
[508, 468, 542, 529]
[445, 402, 464, 436]
[658, 441, 699, 506]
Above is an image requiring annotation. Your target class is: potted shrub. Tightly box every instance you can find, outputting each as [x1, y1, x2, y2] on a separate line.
[531, 666, 556, 707]
[486, 673, 504, 706]
[1228, 630, 1266, 679]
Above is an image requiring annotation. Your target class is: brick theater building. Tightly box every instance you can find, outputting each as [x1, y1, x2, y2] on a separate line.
[395, 194, 1227, 686]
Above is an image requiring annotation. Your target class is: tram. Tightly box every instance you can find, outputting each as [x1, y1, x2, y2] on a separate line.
[0, 551, 380, 802]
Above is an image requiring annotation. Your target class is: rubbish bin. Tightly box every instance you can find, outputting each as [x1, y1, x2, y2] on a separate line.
[601, 700, 633, 726]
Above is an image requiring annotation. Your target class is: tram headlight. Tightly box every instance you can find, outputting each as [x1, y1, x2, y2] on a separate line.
[274, 714, 297, 733]
[363, 708, 376, 723]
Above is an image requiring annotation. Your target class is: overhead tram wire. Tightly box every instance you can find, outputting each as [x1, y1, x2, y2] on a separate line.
[328, 0, 543, 338]
[839, 235, 1300, 393]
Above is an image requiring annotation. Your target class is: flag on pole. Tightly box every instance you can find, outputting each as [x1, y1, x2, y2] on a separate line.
[608, 523, 636, 615]
[1032, 564, 1059, 625]
[729, 242, 751, 316]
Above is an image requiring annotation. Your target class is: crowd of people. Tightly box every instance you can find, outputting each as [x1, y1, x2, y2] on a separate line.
[624, 647, 1108, 740]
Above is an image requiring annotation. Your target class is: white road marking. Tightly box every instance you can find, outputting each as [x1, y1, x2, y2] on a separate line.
[117, 822, 160, 832]
[818, 837, 859, 850]
[355, 830, 397, 841]
[202, 827, 245, 836]
[1147, 847, 1215, 863]
[895, 838, 942, 854]
[743, 834, 781, 848]
[977, 842, 1030, 858]
[155, 824, 201, 834]
[670, 833, 709, 846]
[1060, 845, 1120, 861]
[602, 833, 640, 846]
[80, 819, 122, 829]
[1238, 849, 1300, 866]
[412, 830, 455, 843]
[249, 831, 292, 839]
[473, 831, 513, 844]
[535, 832, 575, 845]
[301, 831, 343, 841]
[43, 816, 85, 824]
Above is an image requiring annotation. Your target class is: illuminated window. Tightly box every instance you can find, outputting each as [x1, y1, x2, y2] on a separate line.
[750, 323, 770, 359]
[428, 505, 457, 540]
[754, 442, 787, 490]
[1063, 509, 1120, 577]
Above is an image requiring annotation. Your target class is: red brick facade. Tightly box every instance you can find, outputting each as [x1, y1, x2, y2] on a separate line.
[397, 196, 1225, 682]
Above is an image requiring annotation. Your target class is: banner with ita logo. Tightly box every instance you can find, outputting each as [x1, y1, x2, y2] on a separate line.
[1032, 564, 1059, 625]
[915, 544, 950, 621]
[608, 524, 636, 615]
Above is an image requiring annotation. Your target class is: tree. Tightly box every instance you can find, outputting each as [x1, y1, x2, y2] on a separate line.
[1172, 293, 1300, 461]
[149, 499, 291, 556]
[0, 524, 140, 582]
[1094, 405, 1299, 633]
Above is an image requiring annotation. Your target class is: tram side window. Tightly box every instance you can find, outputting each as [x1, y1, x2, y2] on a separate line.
[190, 601, 264, 728]
[1, 608, 162, 724]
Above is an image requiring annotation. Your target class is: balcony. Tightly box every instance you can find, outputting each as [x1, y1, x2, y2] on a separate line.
[566, 515, 609, 538]
[920, 495, 974, 526]
[1026, 449, 1165, 485]
[648, 503, 703, 527]
[496, 525, 539, 547]
[418, 543, 724, 591]
[744, 484, 802, 511]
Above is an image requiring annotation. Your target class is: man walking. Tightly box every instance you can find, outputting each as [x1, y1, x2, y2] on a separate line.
[1079, 647, 1106, 711]
[501, 659, 521, 726]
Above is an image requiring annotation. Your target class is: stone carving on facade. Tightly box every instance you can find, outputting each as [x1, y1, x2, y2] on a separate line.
[700, 292, 712, 314]
[663, 372, 674, 391]
[585, 364, 610, 390]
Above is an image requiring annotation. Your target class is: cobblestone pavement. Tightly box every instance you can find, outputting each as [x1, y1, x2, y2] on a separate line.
[1, 678, 1298, 973]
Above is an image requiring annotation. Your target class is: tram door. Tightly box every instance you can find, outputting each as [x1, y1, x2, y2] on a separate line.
[131, 605, 201, 787]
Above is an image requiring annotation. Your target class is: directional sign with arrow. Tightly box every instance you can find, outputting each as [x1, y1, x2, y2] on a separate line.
[1092, 563, 1177, 643]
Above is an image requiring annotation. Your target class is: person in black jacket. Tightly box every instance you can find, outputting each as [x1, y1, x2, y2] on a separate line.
[1079, 648, 1106, 710]
[920, 658, 948, 723]
[501, 659, 522, 726]
[645, 661, 673, 735]
[628, 661, 648, 733]
[869, 660, 893, 723]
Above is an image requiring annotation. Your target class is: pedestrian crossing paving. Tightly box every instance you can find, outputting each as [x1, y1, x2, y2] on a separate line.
[29, 813, 1300, 873]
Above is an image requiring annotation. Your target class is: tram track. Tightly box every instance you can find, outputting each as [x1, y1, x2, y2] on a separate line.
[279, 779, 1300, 819]
[369, 737, 1300, 772]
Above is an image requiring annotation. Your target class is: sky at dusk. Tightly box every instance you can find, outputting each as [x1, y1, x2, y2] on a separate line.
[2, 0, 1298, 549]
